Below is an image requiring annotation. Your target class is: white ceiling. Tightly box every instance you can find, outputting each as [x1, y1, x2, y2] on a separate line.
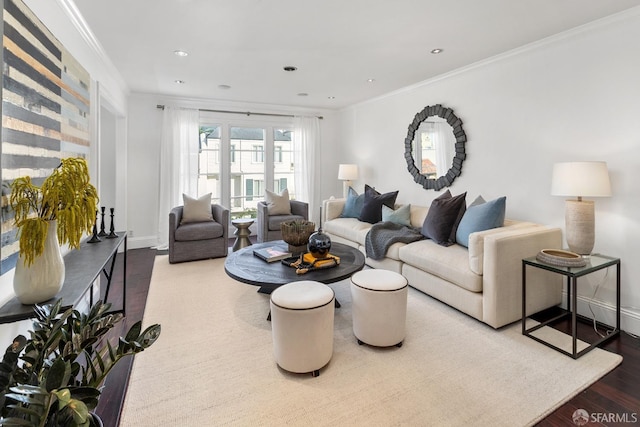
[73, 0, 639, 110]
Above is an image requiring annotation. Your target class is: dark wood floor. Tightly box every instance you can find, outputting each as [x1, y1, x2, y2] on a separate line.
[95, 247, 640, 427]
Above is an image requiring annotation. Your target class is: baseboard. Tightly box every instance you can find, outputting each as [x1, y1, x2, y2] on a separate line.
[562, 292, 640, 337]
[126, 235, 240, 251]
[127, 235, 158, 250]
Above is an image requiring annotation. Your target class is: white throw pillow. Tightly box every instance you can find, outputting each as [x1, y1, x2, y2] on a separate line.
[181, 193, 213, 223]
[265, 188, 291, 215]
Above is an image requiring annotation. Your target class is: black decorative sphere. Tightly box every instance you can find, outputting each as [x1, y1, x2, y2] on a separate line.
[308, 229, 331, 259]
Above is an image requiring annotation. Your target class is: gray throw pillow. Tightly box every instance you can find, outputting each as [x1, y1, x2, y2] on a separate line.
[265, 188, 291, 215]
[181, 193, 214, 223]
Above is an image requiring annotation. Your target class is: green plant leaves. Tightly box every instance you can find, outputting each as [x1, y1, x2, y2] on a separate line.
[45, 359, 70, 393]
[1, 299, 160, 426]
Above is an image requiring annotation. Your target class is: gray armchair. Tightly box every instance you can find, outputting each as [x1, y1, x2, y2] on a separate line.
[169, 204, 230, 263]
[257, 200, 309, 243]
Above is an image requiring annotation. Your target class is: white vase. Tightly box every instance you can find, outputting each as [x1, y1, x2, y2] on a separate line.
[13, 220, 65, 305]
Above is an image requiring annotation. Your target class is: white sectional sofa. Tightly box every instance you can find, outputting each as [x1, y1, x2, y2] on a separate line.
[322, 198, 563, 328]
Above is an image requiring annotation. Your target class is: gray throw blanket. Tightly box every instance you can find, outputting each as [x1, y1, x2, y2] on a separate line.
[365, 221, 425, 260]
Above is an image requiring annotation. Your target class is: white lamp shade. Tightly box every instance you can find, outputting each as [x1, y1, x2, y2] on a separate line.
[338, 164, 359, 181]
[551, 161, 611, 197]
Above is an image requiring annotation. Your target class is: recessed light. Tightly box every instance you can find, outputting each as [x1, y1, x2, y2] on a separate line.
[173, 50, 188, 57]
[218, 84, 231, 90]
[328, 96, 335, 100]
[174, 79, 185, 84]
[283, 66, 297, 72]
[297, 92, 308, 97]
[367, 78, 375, 83]
[431, 48, 443, 54]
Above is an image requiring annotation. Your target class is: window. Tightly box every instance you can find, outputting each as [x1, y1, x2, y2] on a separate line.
[198, 125, 221, 204]
[245, 179, 264, 201]
[273, 128, 294, 194]
[230, 127, 265, 217]
[198, 115, 295, 220]
[252, 144, 264, 163]
[275, 178, 288, 193]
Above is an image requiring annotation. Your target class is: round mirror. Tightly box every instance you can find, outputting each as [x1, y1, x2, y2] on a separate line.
[404, 104, 466, 191]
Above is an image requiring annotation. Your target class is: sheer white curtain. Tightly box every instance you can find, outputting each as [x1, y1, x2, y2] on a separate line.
[434, 122, 453, 177]
[155, 107, 200, 249]
[293, 116, 320, 224]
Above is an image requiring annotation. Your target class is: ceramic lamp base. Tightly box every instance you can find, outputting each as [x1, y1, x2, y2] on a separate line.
[342, 181, 352, 198]
[565, 200, 595, 256]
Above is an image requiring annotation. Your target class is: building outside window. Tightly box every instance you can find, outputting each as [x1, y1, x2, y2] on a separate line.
[273, 128, 293, 195]
[199, 116, 295, 220]
[252, 144, 264, 163]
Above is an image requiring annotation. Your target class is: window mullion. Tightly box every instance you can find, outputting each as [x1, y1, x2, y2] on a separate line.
[220, 125, 231, 209]
[265, 126, 274, 192]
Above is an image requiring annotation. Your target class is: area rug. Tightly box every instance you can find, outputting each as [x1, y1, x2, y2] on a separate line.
[119, 256, 622, 426]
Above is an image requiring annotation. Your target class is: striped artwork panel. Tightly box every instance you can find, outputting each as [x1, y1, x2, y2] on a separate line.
[1, 0, 91, 274]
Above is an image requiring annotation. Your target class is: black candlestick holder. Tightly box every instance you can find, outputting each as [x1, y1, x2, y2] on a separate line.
[106, 207, 119, 239]
[98, 206, 107, 237]
[88, 210, 102, 243]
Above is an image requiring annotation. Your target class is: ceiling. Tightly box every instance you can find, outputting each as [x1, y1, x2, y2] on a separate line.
[73, 0, 639, 110]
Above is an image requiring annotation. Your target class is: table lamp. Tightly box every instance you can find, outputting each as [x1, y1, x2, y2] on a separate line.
[338, 164, 358, 198]
[551, 161, 611, 256]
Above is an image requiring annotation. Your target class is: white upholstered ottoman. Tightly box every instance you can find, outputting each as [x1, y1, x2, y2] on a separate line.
[350, 269, 408, 347]
[270, 280, 335, 377]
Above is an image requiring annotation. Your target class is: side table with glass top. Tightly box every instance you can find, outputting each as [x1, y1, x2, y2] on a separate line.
[522, 253, 620, 359]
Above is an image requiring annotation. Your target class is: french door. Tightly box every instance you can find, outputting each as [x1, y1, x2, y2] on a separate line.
[199, 114, 295, 219]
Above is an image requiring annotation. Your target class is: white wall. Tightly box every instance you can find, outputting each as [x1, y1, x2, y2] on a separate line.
[125, 93, 340, 248]
[99, 106, 117, 208]
[337, 9, 640, 334]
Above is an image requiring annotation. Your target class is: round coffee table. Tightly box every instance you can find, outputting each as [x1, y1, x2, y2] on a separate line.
[224, 240, 365, 295]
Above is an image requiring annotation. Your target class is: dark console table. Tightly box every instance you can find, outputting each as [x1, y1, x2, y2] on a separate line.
[0, 232, 127, 324]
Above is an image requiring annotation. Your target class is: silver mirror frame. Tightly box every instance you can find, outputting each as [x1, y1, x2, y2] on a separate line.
[404, 104, 466, 191]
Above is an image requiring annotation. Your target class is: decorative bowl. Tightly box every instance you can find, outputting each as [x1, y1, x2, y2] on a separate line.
[536, 249, 587, 268]
[281, 220, 315, 253]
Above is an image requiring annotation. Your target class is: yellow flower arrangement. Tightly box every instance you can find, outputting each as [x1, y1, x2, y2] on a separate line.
[9, 157, 98, 266]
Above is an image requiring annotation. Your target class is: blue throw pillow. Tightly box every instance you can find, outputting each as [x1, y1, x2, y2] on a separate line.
[382, 204, 411, 226]
[340, 187, 365, 218]
[455, 196, 506, 248]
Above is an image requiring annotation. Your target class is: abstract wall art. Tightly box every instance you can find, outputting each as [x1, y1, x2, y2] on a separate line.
[1, 0, 91, 274]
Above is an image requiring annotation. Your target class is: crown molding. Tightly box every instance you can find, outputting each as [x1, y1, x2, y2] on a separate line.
[56, 0, 129, 94]
[343, 5, 640, 113]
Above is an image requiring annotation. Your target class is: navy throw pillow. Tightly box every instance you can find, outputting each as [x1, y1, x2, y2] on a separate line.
[358, 184, 399, 224]
[421, 191, 467, 246]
